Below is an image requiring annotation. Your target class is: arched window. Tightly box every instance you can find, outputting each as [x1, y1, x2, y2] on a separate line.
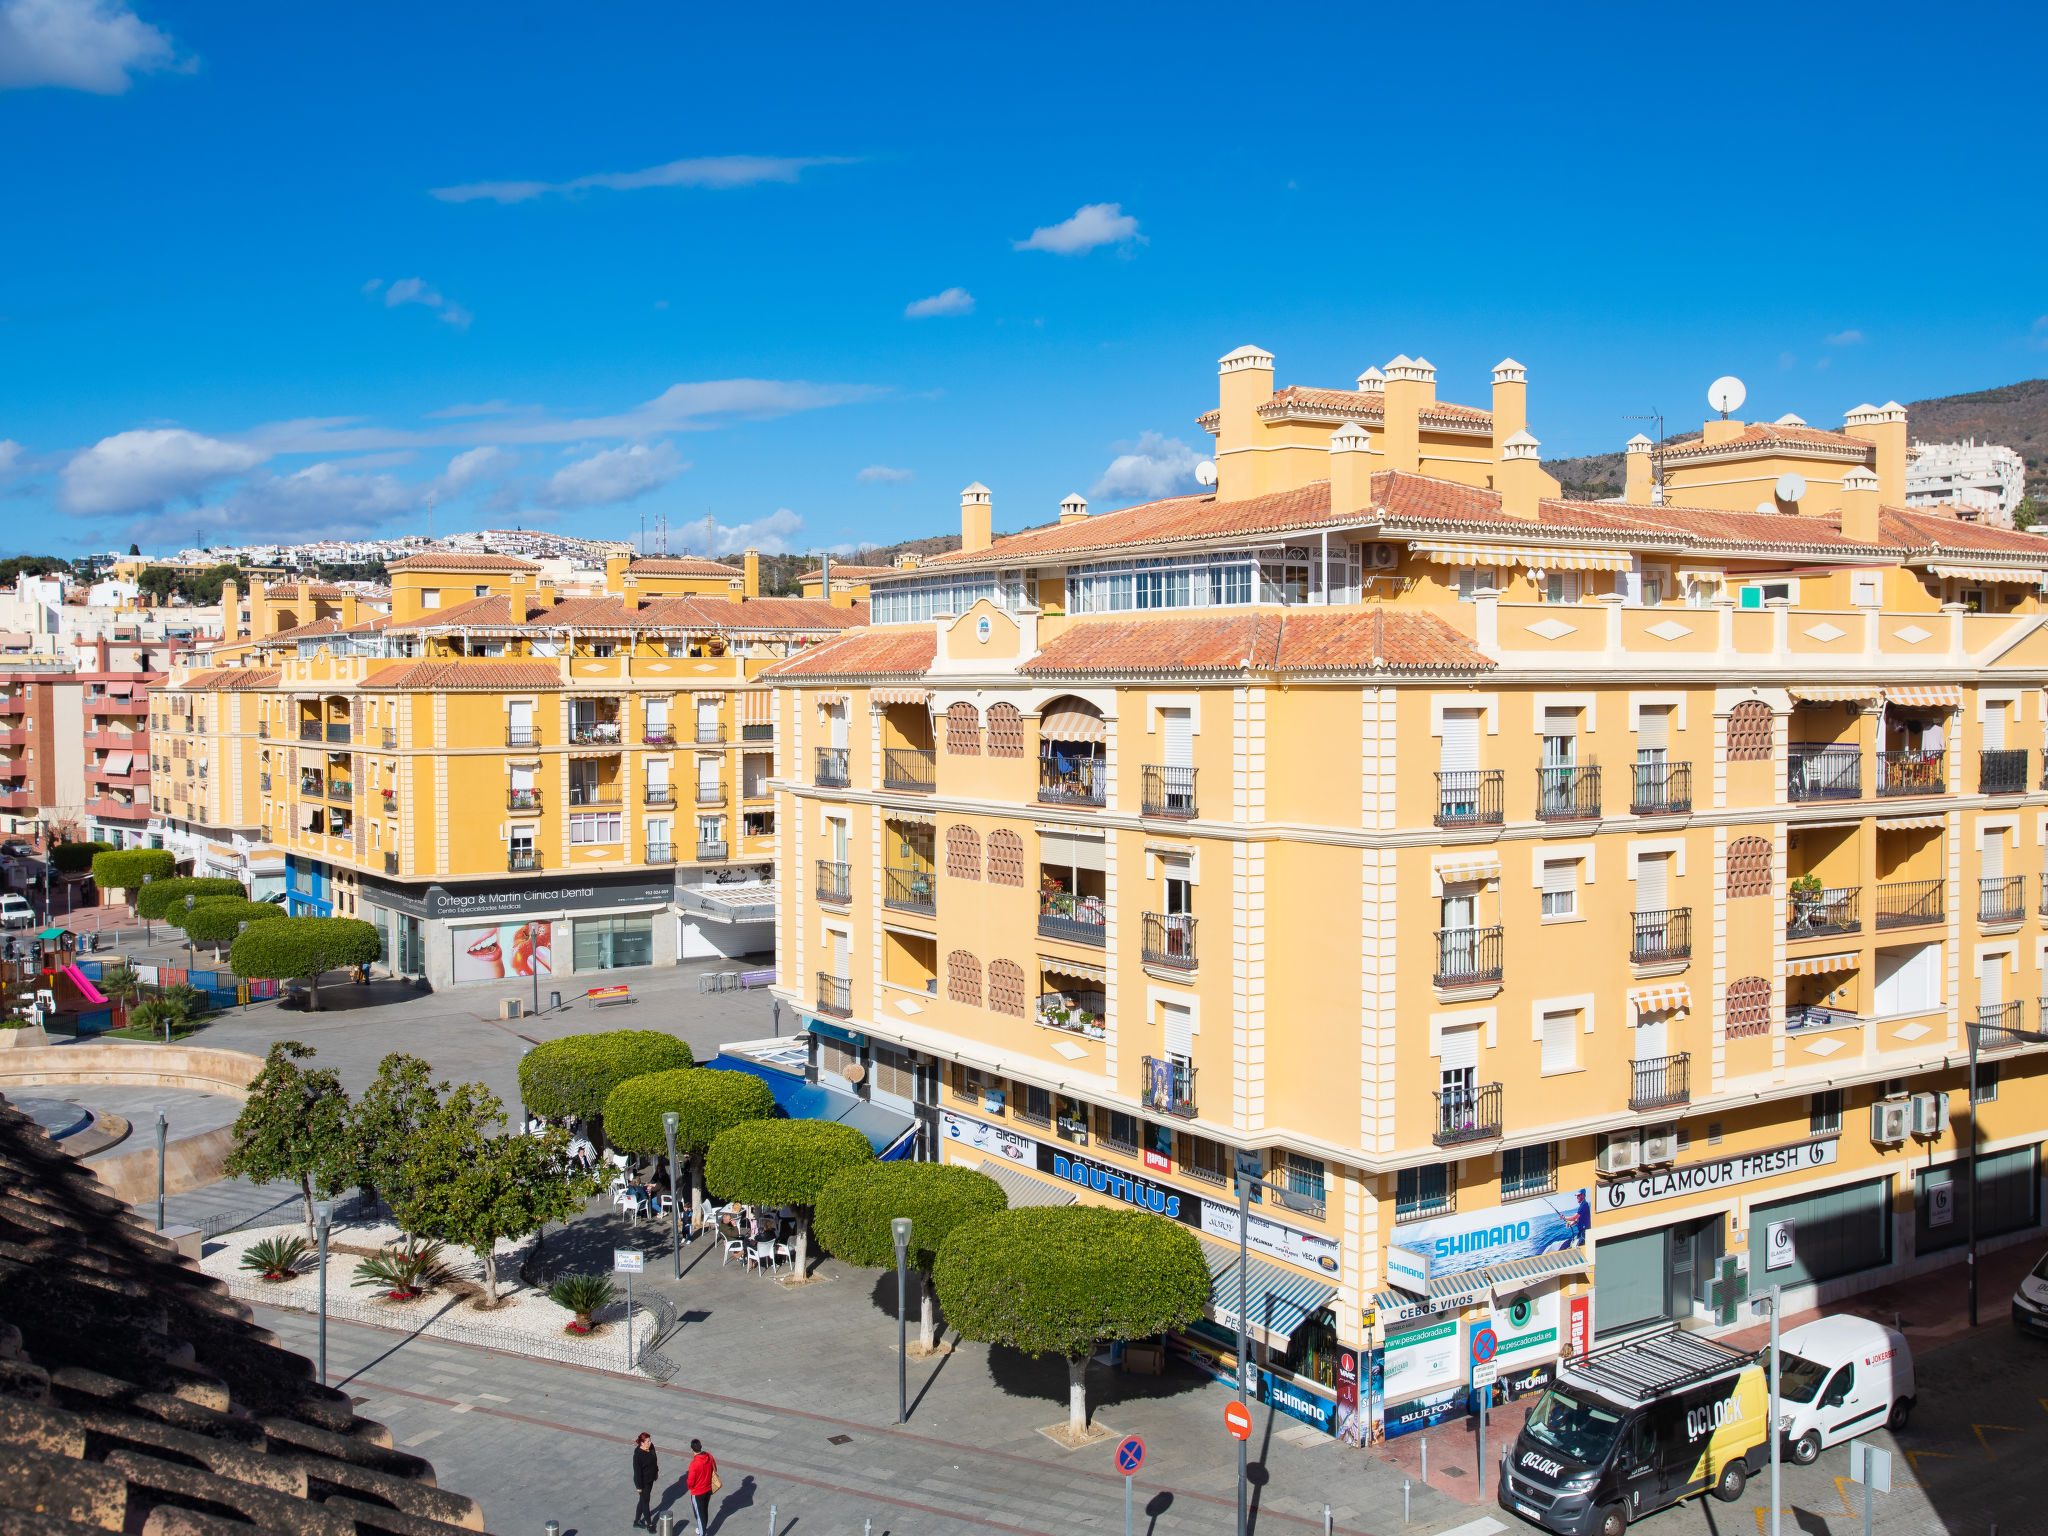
[1726, 977, 1771, 1038]
[947, 950, 982, 1007]
[1038, 696, 1105, 806]
[985, 703, 1025, 758]
[1726, 700, 1774, 762]
[945, 702, 982, 756]
[988, 959, 1027, 1017]
[987, 829, 1025, 886]
[945, 824, 982, 881]
[1726, 837, 1773, 898]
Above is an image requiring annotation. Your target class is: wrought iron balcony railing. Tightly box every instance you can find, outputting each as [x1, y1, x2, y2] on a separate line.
[1141, 912, 1196, 969]
[1434, 925, 1503, 987]
[1629, 1052, 1691, 1112]
[1875, 877, 1942, 929]
[1535, 765, 1601, 821]
[1629, 906, 1692, 964]
[1788, 744, 1859, 801]
[1432, 1082, 1502, 1146]
[1141, 765, 1197, 819]
[1434, 769, 1503, 828]
[1629, 761, 1692, 816]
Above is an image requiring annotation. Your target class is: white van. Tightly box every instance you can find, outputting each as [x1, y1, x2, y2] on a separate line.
[0, 894, 34, 929]
[1771, 1315, 1913, 1464]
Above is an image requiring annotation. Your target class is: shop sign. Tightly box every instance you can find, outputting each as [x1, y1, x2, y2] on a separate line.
[1200, 1200, 1343, 1275]
[363, 869, 675, 920]
[1598, 1137, 1838, 1210]
[1382, 1315, 1463, 1401]
[1393, 1189, 1592, 1281]
[1384, 1244, 1431, 1294]
[1258, 1369, 1335, 1435]
[1489, 1283, 1560, 1359]
[1502, 1360, 1555, 1400]
[939, 1109, 1034, 1166]
[1928, 1179, 1955, 1228]
[1335, 1350, 1364, 1447]
[1383, 1386, 1464, 1439]
[1568, 1296, 1590, 1358]
[1765, 1217, 1798, 1271]
[1041, 1146, 1191, 1221]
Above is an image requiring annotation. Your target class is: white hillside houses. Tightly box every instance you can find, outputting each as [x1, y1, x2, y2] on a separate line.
[1905, 437, 2029, 523]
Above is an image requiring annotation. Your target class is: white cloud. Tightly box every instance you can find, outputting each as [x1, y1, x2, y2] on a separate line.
[0, 0, 177, 94]
[1089, 432, 1200, 504]
[61, 428, 267, 515]
[673, 507, 807, 557]
[904, 287, 973, 319]
[209, 463, 417, 534]
[431, 445, 514, 498]
[378, 276, 472, 329]
[1825, 329, 1864, 346]
[0, 440, 20, 475]
[1014, 202, 1142, 256]
[535, 442, 684, 510]
[857, 464, 914, 484]
[430, 154, 855, 205]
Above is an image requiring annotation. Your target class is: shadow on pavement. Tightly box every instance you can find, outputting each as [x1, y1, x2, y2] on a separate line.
[981, 1342, 1209, 1424]
[279, 976, 431, 1012]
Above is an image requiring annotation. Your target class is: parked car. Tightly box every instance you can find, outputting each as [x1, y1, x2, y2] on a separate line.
[2011, 1249, 2048, 1337]
[0, 894, 36, 929]
[1771, 1314, 1914, 1463]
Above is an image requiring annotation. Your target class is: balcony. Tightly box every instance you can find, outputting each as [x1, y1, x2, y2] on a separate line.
[644, 785, 675, 807]
[259, 773, 272, 792]
[1981, 1000, 2030, 1049]
[0, 729, 24, 749]
[327, 780, 352, 802]
[815, 747, 850, 788]
[695, 782, 725, 805]
[1629, 1052, 1691, 1112]
[696, 841, 728, 862]
[642, 727, 677, 747]
[1535, 765, 1600, 822]
[258, 722, 270, 739]
[382, 795, 397, 813]
[694, 723, 726, 745]
[1981, 748, 2028, 796]
[508, 850, 542, 872]
[569, 719, 623, 746]
[816, 972, 853, 1018]
[884, 866, 936, 916]
[507, 788, 543, 811]
[1629, 906, 1692, 964]
[1140, 1056, 1196, 1119]
[1141, 912, 1197, 970]
[882, 748, 936, 793]
[1629, 761, 1693, 816]
[1434, 925, 1503, 987]
[644, 844, 674, 865]
[1876, 877, 1943, 928]
[816, 859, 852, 904]
[1877, 749, 1944, 797]
[298, 723, 321, 742]
[506, 727, 540, 748]
[568, 785, 622, 807]
[1788, 744, 1860, 801]
[1432, 1082, 1502, 1146]
[327, 723, 350, 745]
[1038, 892, 1106, 946]
[1979, 874, 2025, 925]
[1141, 765, 1197, 819]
[1787, 885, 1860, 938]
[383, 852, 399, 875]
[1038, 754, 1105, 808]
[742, 723, 774, 742]
[85, 796, 144, 819]
[0, 789, 31, 810]
[381, 728, 397, 749]
[299, 776, 325, 797]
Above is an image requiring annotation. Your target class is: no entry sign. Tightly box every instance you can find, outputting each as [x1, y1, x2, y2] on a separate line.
[1224, 1400, 1253, 1441]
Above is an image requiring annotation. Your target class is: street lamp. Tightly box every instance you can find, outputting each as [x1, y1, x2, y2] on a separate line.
[237, 920, 250, 1010]
[518, 1044, 534, 1129]
[891, 1216, 913, 1424]
[1227, 1156, 1320, 1536]
[154, 1105, 168, 1231]
[1751, 1285, 1784, 1536]
[140, 871, 153, 944]
[314, 1198, 335, 1385]
[662, 1111, 682, 1279]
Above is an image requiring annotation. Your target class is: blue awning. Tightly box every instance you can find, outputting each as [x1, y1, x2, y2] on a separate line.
[1203, 1239, 1337, 1344]
[707, 1053, 916, 1156]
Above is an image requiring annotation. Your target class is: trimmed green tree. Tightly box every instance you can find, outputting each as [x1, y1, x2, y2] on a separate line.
[50, 841, 113, 876]
[603, 1067, 775, 1224]
[221, 1041, 352, 1235]
[814, 1162, 1007, 1350]
[183, 898, 281, 959]
[90, 847, 174, 906]
[227, 916, 381, 1010]
[337, 1053, 445, 1217]
[932, 1206, 1211, 1438]
[517, 1031, 693, 1140]
[138, 876, 247, 924]
[704, 1118, 874, 1279]
[394, 1082, 602, 1304]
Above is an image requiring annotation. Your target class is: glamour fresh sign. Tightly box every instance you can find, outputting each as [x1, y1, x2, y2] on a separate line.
[1597, 1138, 1838, 1211]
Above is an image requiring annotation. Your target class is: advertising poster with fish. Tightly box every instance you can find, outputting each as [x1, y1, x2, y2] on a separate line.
[1392, 1186, 1591, 1282]
[452, 921, 554, 983]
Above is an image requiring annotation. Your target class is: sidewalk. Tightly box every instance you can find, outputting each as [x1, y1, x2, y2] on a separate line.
[1719, 1237, 2042, 1354]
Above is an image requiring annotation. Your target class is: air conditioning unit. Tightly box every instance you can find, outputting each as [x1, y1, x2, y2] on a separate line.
[1364, 542, 1399, 571]
[1640, 1125, 1680, 1166]
[1910, 1091, 1946, 1138]
[1595, 1131, 1641, 1175]
[1870, 1099, 1911, 1146]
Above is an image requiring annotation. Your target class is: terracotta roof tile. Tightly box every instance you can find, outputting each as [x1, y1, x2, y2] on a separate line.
[760, 627, 937, 680]
[798, 564, 894, 582]
[1021, 609, 1492, 677]
[1878, 505, 2048, 559]
[1659, 421, 1870, 458]
[627, 557, 738, 578]
[1259, 385, 1494, 431]
[386, 553, 541, 573]
[174, 668, 281, 691]
[360, 661, 562, 691]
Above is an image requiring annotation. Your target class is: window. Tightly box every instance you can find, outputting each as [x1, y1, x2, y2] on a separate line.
[1284, 1153, 1326, 1207]
[987, 958, 1026, 1016]
[985, 703, 1025, 757]
[1540, 1009, 1578, 1073]
[1738, 580, 1796, 608]
[986, 829, 1025, 886]
[869, 571, 1025, 625]
[1540, 860, 1577, 919]
[1726, 700, 1774, 761]
[1974, 1061, 2000, 1103]
[1455, 568, 1499, 602]
[1726, 836, 1772, 897]
[1726, 976, 1771, 1038]
[1810, 1090, 1843, 1136]
[946, 949, 982, 1007]
[945, 702, 981, 755]
[420, 590, 441, 609]
[569, 811, 622, 844]
[1502, 1143, 1554, 1198]
[572, 914, 652, 971]
[1873, 942, 1942, 1016]
[1396, 1163, 1454, 1221]
[945, 824, 982, 880]
[473, 585, 489, 597]
[1540, 572, 1581, 605]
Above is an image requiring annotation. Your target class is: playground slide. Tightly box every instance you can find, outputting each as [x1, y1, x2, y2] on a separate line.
[61, 963, 107, 1005]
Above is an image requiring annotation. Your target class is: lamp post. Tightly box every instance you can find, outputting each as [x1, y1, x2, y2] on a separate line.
[518, 1044, 534, 1130]
[314, 1198, 334, 1385]
[1752, 1285, 1782, 1536]
[154, 1105, 167, 1230]
[1228, 1157, 1320, 1536]
[141, 871, 153, 943]
[892, 1217, 913, 1424]
[663, 1110, 682, 1278]
[237, 920, 249, 1009]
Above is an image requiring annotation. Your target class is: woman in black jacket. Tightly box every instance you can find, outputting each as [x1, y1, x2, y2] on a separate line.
[632, 1433, 659, 1529]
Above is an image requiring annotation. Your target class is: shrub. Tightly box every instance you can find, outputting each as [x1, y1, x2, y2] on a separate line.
[126, 999, 192, 1040]
[705, 1118, 874, 1278]
[91, 848, 174, 897]
[228, 916, 381, 1009]
[350, 1240, 453, 1300]
[518, 1032, 693, 1125]
[99, 966, 141, 1004]
[814, 1161, 1008, 1349]
[51, 841, 112, 876]
[184, 899, 282, 950]
[603, 1068, 773, 1156]
[240, 1234, 312, 1281]
[548, 1273, 616, 1331]
[139, 877, 247, 924]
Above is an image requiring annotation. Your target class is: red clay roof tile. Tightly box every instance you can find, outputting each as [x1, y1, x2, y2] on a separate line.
[1020, 609, 1491, 677]
[760, 627, 938, 680]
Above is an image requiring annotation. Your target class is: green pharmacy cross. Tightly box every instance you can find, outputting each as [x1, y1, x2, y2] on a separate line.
[1708, 1255, 1749, 1326]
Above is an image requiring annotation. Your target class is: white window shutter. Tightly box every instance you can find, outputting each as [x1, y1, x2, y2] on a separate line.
[1635, 853, 1668, 913]
[1541, 1012, 1576, 1074]
[1439, 1024, 1479, 1073]
[1439, 710, 1479, 774]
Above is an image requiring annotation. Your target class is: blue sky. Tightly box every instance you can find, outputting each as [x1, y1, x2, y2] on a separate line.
[3, 0, 2044, 561]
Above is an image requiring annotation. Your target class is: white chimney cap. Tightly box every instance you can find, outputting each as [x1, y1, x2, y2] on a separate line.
[1060, 492, 1088, 512]
[961, 482, 991, 502]
[1218, 345, 1275, 373]
[1384, 354, 1413, 370]
[1879, 401, 1908, 418]
[1626, 433, 1654, 450]
[1775, 413, 1808, 427]
[1843, 403, 1882, 424]
[1329, 421, 1374, 453]
[1355, 367, 1386, 392]
[1841, 465, 1880, 488]
[1492, 358, 1527, 383]
[1500, 429, 1541, 459]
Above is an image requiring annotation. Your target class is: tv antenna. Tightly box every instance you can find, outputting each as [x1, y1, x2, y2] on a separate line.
[426, 492, 436, 544]
[1708, 376, 1746, 418]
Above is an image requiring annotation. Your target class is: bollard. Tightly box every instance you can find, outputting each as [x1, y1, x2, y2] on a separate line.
[1421, 1438, 1428, 1485]
[1324, 1505, 1332, 1536]
[545, 1522, 560, 1536]
[657, 1518, 672, 1536]
[768, 1505, 776, 1536]
[1403, 1480, 1410, 1525]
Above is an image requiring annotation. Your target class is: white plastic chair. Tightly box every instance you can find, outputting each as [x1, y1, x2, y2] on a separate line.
[721, 1238, 747, 1267]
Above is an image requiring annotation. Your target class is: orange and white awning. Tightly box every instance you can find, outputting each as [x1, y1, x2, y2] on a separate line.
[1433, 854, 1502, 889]
[1628, 983, 1691, 1015]
[1876, 815, 1944, 831]
[872, 688, 932, 706]
[1787, 951, 1860, 977]
[1885, 685, 1962, 710]
[1410, 543, 1635, 573]
[1788, 685, 1883, 704]
[813, 692, 848, 707]
[1926, 564, 2048, 584]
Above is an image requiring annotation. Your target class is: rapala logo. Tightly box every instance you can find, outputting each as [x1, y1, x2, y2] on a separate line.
[1521, 1452, 1564, 1477]
[1686, 1398, 1737, 1441]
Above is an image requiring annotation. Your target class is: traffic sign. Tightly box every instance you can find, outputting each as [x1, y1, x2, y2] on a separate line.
[1115, 1435, 1146, 1474]
[1471, 1326, 1498, 1365]
[1473, 1362, 1499, 1388]
[1223, 1400, 1253, 1441]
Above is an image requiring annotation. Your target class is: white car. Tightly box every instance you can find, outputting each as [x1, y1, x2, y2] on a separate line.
[2011, 1249, 2048, 1338]
[0, 894, 34, 929]
[1772, 1314, 1914, 1463]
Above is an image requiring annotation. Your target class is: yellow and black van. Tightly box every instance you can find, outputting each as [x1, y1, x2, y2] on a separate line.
[1498, 1327, 1768, 1536]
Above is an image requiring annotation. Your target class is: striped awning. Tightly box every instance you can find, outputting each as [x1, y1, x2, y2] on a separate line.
[979, 1158, 1076, 1209]
[1876, 815, 1944, 831]
[1368, 1247, 1591, 1321]
[1489, 1248, 1593, 1291]
[1434, 854, 1501, 888]
[814, 692, 848, 707]
[1926, 565, 2047, 583]
[1041, 701, 1106, 743]
[1787, 951, 1860, 977]
[887, 808, 936, 826]
[742, 690, 772, 725]
[102, 750, 132, 776]
[1204, 1241, 1339, 1340]
[1628, 983, 1691, 1015]
[692, 691, 727, 705]
[872, 688, 931, 706]
[1041, 955, 1108, 984]
[1885, 685, 1962, 710]
[1789, 685, 1882, 703]
[1410, 543, 1635, 573]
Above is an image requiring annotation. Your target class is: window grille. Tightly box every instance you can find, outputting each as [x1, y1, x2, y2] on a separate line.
[985, 704, 1025, 758]
[986, 829, 1025, 886]
[1726, 976, 1772, 1038]
[947, 950, 982, 1007]
[946, 702, 982, 755]
[987, 958, 1026, 1016]
[945, 824, 982, 881]
[1726, 837, 1773, 898]
[1726, 700, 1774, 761]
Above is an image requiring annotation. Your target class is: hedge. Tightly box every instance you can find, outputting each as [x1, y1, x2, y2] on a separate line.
[50, 842, 113, 875]
[601, 1067, 774, 1156]
[140, 877, 248, 924]
[183, 899, 283, 947]
[517, 1031, 694, 1124]
[227, 916, 381, 1009]
[91, 848, 175, 894]
[813, 1161, 1007, 1271]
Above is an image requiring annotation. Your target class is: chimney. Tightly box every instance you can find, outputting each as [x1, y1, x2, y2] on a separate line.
[253, 579, 274, 638]
[221, 578, 239, 637]
[726, 576, 744, 604]
[1327, 420, 1376, 517]
[1702, 415, 1745, 447]
[1837, 464, 1883, 544]
[605, 554, 631, 593]
[1355, 366, 1386, 395]
[340, 590, 360, 628]
[1380, 355, 1434, 474]
[621, 578, 640, 613]
[1059, 493, 1090, 525]
[1497, 430, 1544, 520]
[532, 584, 556, 613]
[1490, 359, 1528, 461]
[960, 483, 994, 554]
[820, 553, 832, 602]
[1214, 345, 1276, 499]
[1844, 401, 1909, 506]
[1623, 434, 1656, 504]
[743, 547, 760, 598]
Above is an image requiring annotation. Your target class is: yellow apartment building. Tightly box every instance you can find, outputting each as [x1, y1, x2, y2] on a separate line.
[761, 346, 2048, 1441]
[156, 549, 861, 988]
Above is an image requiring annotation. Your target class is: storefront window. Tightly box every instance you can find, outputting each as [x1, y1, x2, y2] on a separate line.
[1279, 1307, 1341, 1390]
[397, 914, 424, 977]
[573, 914, 653, 972]
[1916, 1145, 2037, 1253]
[1745, 1176, 1892, 1287]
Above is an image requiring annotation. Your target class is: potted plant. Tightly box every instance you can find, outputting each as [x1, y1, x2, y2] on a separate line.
[548, 1273, 616, 1334]
[240, 1234, 312, 1281]
[1789, 874, 1823, 902]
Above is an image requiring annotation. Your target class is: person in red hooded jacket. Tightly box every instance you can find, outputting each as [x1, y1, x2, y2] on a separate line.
[683, 1438, 717, 1534]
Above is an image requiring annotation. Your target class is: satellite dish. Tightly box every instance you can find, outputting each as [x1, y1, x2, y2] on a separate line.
[1708, 376, 1747, 417]
[1775, 472, 1808, 503]
[1755, 502, 1778, 516]
[1194, 460, 1218, 488]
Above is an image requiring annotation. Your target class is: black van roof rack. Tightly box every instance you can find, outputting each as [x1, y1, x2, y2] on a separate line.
[1559, 1324, 1758, 1405]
